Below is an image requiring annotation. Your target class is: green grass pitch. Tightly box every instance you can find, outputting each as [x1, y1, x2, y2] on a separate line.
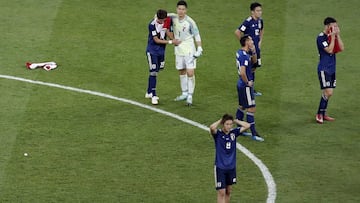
[0, 0, 359, 202]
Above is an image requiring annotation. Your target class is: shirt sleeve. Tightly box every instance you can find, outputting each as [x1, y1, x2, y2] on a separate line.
[238, 20, 248, 32]
[149, 23, 157, 37]
[188, 16, 199, 36]
[233, 127, 242, 137]
[318, 34, 329, 49]
[212, 129, 219, 138]
[237, 52, 249, 67]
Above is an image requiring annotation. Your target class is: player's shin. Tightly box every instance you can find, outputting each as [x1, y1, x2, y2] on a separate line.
[148, 72, 157, 96]
[180, 74, 188, 95]
[317, 93, 328, 115]
[246, 112, 256, 135]
[188, 76, 195, 95]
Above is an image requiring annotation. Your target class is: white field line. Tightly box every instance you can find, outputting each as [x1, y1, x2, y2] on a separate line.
[0, 74, 276, 203]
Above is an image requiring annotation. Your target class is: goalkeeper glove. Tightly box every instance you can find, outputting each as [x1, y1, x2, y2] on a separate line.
[194, 46, 203, 58]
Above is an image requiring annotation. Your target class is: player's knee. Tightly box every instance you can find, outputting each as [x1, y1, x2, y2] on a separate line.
[150, 72, 158, 77]
[226, 186, 232, 195]
[217, 189, 226, 197]
[324, 89, 333, 98]
[248, 107, 256, 113]
[187, 69, 195, 76]
[179, 69, 187, 75]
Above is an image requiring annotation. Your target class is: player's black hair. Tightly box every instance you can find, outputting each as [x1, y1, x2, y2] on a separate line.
[177, 0, 188, 8]
[221, 114, 234, 125]
[324, 17, 337, 25]
[156, 9, 167, 19]
[250, 2, 262, 11]
[240, 34, 251, 46]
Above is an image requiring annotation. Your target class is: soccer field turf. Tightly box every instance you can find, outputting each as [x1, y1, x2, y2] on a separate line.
[1, 0, 359, 202]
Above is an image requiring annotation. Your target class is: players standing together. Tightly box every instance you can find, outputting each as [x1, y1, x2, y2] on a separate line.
[145, 0, 202, 106]
[145, 1, 344, 202]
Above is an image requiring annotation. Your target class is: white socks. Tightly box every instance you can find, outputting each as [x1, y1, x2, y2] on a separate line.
[180, 74, 188, 95]
[179, 74, 195, 96]
[188, 76, 195, 95]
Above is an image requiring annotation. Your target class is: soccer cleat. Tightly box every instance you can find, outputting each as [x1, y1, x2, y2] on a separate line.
[151, 96, 159, 105]
[252, 134, 264, 142]
[240, 132, 252, 136]
[186, 96, 193, 106]
[145, 92, 153, 99]
[174, 94, 188, 101]
[254, 90, 262, 96]
[316, 114, 324, 124]
[323, 115, 335, 121]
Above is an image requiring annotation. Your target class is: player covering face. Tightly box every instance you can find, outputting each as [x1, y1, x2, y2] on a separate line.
[145, 9, 180, 105]
[315, 17, 344, 124]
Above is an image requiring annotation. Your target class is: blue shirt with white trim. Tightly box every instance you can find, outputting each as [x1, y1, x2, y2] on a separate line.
[238, 16, 263, 54]
[236, 49, 253, 88]
[317, 32, 336, 74]
[212, 128, 242, 170]
[146, 19, 167, 56]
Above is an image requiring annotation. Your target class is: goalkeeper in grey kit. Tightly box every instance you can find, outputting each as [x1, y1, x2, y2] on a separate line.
[169, 0, 203, 106]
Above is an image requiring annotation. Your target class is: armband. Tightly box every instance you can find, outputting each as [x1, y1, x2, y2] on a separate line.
[168, 40, 173, 44]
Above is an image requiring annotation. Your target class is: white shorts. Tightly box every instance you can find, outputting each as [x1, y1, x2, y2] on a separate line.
[175, 55, 196, 70]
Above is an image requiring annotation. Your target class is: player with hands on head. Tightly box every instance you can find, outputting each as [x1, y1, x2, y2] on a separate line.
[315, 17, 344, 123]
[210, 114, 250, 203]
[145, 9, 180, 105]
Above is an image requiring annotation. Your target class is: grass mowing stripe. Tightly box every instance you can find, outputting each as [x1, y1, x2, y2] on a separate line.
[0, 0, 63, 197]
[0, 74, 276, 202]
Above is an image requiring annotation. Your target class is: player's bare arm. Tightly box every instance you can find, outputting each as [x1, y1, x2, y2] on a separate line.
[209, 119, 221, 135]
[234, 119, 250, 133]
[153, 36, 180, 46]
[324, 25, 337, 54]
[166, 29, 174, 40]
[240, 66, 253, 87]
[334, 24, 344, 51]
[234, 29, 243, 40]
[250, 45, 257, 64]
[259, 29, 264, 49]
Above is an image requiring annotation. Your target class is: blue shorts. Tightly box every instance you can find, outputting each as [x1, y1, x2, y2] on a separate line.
[146, 52, 165, 73]
[214, 166, 237, 190]
[318, 71, 336, 89]
[237, 85, 256, 108]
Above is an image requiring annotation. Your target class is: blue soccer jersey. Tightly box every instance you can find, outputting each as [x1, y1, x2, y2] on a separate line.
[146, 19, 167, 56]
[212, 128, 242, 170]
[317, 32, 336, 74]
[236, 49, 253, 87]
[238, 17, 263, 54]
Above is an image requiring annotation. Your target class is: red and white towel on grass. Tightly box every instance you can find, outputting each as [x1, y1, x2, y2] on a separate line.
[26, 61, 57, 71]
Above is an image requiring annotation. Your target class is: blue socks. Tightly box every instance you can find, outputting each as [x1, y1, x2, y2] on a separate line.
[147, 75, 157, 96]
[317, 94, 328, 115]
[236, 108, 245, 121]
[246, 112, 257, 136]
